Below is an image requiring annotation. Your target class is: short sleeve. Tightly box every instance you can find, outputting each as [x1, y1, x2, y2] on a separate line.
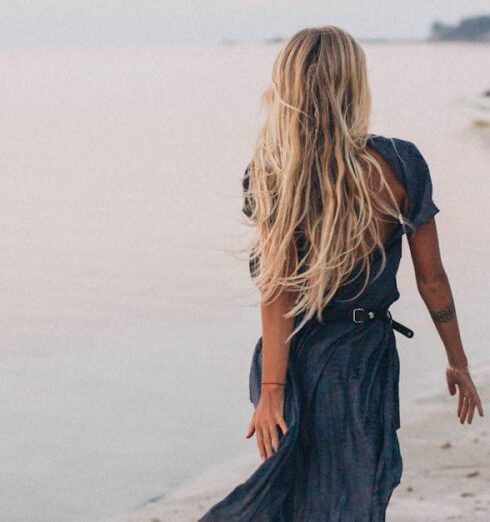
[404, 142, 440, 233]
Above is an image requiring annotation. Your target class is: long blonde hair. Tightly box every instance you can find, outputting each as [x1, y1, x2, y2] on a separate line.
[243, 26, 410, 342]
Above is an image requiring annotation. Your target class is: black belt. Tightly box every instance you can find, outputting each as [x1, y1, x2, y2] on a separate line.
[320, 307, 414, 338]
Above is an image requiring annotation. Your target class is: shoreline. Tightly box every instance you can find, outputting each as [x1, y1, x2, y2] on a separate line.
[107, 365, 490, 522]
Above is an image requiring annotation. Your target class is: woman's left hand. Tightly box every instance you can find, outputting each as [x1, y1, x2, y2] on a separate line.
[446, 366, 484, 424]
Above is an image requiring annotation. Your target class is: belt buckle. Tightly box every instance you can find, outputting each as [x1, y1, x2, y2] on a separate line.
[352, 308, 366, 323]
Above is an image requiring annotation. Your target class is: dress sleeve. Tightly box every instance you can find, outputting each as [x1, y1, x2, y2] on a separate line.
[405, 142, 440, 233]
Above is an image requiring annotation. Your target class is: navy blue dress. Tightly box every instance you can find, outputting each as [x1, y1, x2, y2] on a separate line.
[199, 135, 440, 521]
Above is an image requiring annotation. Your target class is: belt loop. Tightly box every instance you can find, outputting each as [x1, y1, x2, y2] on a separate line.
[352, 308, 365, 323]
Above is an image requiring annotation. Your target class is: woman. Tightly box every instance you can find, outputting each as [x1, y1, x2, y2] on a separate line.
[199, 26, 484, 521]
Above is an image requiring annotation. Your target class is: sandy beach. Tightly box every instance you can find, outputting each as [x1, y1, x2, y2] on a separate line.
[107, 364, 490, 522]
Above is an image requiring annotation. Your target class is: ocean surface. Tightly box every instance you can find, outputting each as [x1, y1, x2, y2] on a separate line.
[0, 42, 489, 522]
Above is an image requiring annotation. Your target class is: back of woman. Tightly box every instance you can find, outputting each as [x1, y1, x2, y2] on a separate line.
[199, 25, 483, 522]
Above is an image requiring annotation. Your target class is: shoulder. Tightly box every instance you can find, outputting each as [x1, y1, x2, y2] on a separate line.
[370, 134, 432, 184]
[385, 137, 432, 185]
[369, 134, 425, 162]
[376, 136, 439, 228]
[391, 137, 430, 169]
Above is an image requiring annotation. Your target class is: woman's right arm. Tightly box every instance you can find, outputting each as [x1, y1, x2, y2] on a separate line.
[407, 218, 484, 424]
[244, 287, 294, 462]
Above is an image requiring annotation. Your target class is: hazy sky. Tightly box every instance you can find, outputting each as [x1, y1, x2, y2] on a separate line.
[0, 0, 488, 47]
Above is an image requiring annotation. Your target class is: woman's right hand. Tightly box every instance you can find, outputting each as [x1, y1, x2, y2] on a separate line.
[245, 384, 289, 462]
[446, 366, 484, 424]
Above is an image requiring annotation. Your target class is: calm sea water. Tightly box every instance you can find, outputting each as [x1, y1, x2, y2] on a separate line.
[0, 42, 489, 522]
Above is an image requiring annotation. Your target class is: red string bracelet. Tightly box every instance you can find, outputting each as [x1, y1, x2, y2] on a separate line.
[262, 382, 285, 385]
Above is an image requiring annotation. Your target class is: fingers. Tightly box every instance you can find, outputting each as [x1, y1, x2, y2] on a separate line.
[457, 386, 464, 417]
[255, 428, 266, 462]
[251, 417, 288, 462]
[454, 378, 485, 424]
[277, 417, 289, 436]
[467, 399, 475, 424]
[459, 391, 477, 424]
[262, 428, 274, 461]
[475, 394, 485, 417]
[270, 424, 280, 453]
[244, 417, 255, 438]
[256, 426, 273, 462]
[460, 392, 484, 424]
[460, 394, 470, 424]
[469, 384, 485, 418]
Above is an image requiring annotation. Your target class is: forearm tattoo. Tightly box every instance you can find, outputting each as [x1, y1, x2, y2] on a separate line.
[430, 301, 456, 324]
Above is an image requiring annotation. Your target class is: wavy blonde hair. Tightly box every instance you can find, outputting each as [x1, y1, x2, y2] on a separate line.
[243, 26, 410, 342]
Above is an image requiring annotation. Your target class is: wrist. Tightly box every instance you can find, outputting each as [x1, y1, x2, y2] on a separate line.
[261, 382, 285, 393]
[447, 355, 468, 369]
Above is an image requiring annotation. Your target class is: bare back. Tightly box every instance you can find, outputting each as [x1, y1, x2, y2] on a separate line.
[365, 144, 409, 246]
[366, 142, 443, 283]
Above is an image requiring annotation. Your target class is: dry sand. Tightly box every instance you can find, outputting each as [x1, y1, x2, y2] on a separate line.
[107, 365, 490, 522]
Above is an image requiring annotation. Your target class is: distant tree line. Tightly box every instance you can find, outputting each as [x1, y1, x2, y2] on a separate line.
[430, 15, 490, 41]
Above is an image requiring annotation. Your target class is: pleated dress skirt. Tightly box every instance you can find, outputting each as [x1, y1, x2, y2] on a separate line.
[199, 309, 403, 522]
